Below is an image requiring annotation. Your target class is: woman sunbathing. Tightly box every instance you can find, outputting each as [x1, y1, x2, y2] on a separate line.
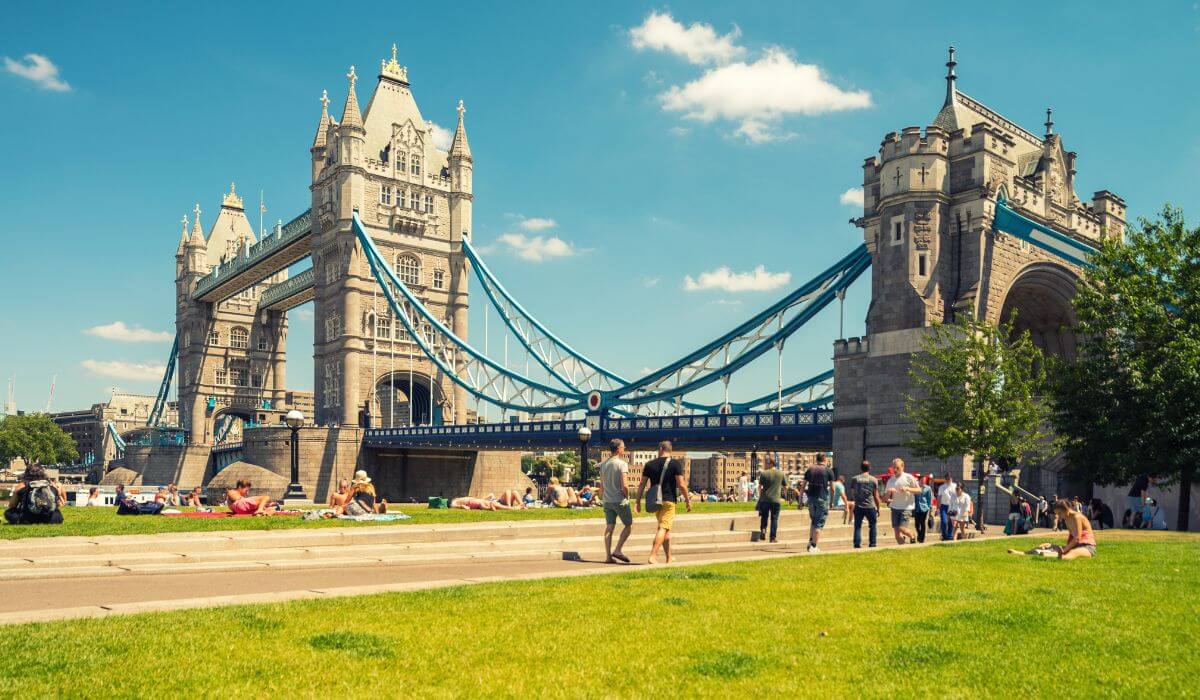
[494, 489, 526, 508]
[1008, 499, 1096, 559]
[450, 496, 519, 511]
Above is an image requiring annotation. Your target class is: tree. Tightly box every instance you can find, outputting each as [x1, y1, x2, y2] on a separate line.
[1052, 206, 1200, 531]
[0, 413, 79, 467]
[904, 314, 1059, 527]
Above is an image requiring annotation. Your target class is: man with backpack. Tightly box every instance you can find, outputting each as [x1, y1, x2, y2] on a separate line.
[636, 440, 691, 564]
[850, 460, 882, 548]
[4, 464, 65, 525]
[799, 453, 836, 553]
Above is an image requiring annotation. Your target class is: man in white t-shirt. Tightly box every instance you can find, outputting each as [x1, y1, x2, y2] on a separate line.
[936, 475, 959, 541]
[598, 438, 632, 564]
[885, 458, 922, 544]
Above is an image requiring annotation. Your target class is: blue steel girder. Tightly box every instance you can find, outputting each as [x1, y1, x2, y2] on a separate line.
[993, 194, 1096, 268]
[601, 246, 871, 408]
[147, 335, 178, 427]
[355, 213, 586, 414]
[192, 210, 313, 303]
[363, 408, 834, 452]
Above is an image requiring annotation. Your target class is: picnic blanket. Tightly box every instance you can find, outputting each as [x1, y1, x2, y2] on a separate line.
[161, 510, 303, 518]
[337, 512, 410, 522]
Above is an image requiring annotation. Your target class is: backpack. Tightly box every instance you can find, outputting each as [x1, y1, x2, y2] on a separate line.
[23, 480, 57, 517]
[645, 459, 672, 513]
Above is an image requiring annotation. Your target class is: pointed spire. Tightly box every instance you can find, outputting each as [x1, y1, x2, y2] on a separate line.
[449, 99, 472, 159]
[1044, 107, 1054, 136]
[222, 181, 243, 209]
[188, 203, 207, 248]
[340, 66, 363, 129]
[931, 45, 959, 132]
[312, 89, 331, 149]
[176, 214, 189, 255]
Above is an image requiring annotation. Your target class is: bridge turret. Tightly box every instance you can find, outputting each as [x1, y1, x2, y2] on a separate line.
[184, 203, 208, 275]
[311, 89, 330, 182]
[175, 214, 188, 277]
[448, 99, 473, 423]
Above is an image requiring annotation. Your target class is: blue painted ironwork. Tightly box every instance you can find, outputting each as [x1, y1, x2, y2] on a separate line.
[192, 209, 313, 301]
[260, 266, 314, 310]
[600, 246, 871, 408]
[210, 441, 244, 472]
[124, 427, 188, 447]
[147, 335, 178, 427]
[364, 408, 834, 451]
[106, 421, 126, 457]
[993, 194, 1097, 268]
[355, 213, 585, 414]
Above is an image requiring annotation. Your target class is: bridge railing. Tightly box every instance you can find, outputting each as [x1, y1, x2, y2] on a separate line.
[193, 209, 312, 299]
[260, 267, 314, 308]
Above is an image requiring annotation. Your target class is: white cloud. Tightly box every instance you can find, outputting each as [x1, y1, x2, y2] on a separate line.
[83, 321, 172, 343]
[3, 53, 70, 92]
[629, 11, 745, 65]
[81, 359, 165, 382]
[669, 125, 690, 137]
[519, 217, 558, 232]
[684, 265, 791, 293]
[497, 233, 578, 262]
[641, 275, 661, 288]
[291, 307, 314, 321]
[659, 47, 870, 143]
[839, 186, 865, 207]
[429, 121, 452, 151]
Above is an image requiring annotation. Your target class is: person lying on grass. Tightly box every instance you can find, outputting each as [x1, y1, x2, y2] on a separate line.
[184, 487, 204, 508]
[226, 480, 277, 516]
[1007, 499, 1096, 560]
[493, 489, 525, 509]
[450, 496, 520, 511]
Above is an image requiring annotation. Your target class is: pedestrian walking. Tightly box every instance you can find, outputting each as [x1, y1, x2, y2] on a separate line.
[850, 460, 882, 548]
[954, 487, 973, 539]
[636, 441, 692, 564]
[598, 438, 633, 564]
[832, 475, 849, 525]
[937, 474, 958, 541]
[885, 458, 921, 544]
[913, 475, 933, 543]
[738, 472, 750, 502]
[800, 453, 835, 553]
[756, 454, 785, 542]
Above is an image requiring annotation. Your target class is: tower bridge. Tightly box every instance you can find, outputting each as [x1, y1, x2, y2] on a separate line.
[110, 46, 1122, 507]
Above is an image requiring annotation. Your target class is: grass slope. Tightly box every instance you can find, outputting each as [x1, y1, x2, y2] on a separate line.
[1, 532, 1196, 697]
[0, 501, 756, 540]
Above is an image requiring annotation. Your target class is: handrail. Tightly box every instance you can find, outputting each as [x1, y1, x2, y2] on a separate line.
[193, 209, 312, 298]
[260, 267, 314, 308]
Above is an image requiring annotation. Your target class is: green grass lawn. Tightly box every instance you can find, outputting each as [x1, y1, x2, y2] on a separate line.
[0, 501, 758, 540]
[1, 531, 1196, 697]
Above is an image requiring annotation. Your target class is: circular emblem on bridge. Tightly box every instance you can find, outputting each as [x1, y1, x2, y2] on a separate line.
[718, 403, 732, 414]
[586, 391, 603, 411]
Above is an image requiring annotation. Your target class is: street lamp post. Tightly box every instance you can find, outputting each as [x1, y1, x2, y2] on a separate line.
[284, 409, 307, 501]
[576, 425, 591, 490]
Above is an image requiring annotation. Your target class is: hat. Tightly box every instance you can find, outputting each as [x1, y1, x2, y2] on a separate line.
[353, 470, 371, 484]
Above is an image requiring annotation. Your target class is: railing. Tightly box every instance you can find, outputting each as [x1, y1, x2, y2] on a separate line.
[193, 209, 313, 299]
[124, 427, 188, 447]
[260, 267, 314, 308]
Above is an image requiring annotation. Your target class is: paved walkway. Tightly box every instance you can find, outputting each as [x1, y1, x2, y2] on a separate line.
[0, 516, 1009, 626]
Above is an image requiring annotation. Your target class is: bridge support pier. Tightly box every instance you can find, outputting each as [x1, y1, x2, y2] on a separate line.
[364, 449, 528, 502]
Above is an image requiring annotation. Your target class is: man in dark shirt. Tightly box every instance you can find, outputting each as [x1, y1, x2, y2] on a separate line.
[756, 454, 786, 543]
[799, 453, 835, 553]
[1126, 474, 1154, 522]
[850, 460, 882, 548]
[636, 440, 692, 564]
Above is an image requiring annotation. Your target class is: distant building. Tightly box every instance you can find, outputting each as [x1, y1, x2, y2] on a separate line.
[50, 390, 179, 465]
[689, 450, 825, 495]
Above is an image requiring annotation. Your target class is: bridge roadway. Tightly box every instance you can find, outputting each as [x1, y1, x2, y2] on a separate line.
[364, 407, 833, 452]
[192, 209, 314, 304]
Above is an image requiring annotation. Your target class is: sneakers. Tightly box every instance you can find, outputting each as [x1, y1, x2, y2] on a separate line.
[807, 543, 820, 553]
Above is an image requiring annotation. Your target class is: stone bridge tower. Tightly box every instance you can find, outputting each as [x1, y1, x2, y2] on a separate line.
[175, 186, 289, 444]
[309, 47, 471, 428]
[832, 48, 1126, 479]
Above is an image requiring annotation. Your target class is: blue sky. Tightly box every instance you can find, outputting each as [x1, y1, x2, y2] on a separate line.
[1, 1, 1197, 413]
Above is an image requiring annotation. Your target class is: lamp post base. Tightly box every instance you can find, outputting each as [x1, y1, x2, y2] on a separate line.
[283, 484, 308, 502]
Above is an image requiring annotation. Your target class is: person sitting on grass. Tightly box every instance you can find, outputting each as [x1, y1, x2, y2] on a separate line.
[522, 487, 537, 507]
[4, 464, 66, 525]
[184, 487, 204, 508]
[450, 496, 520, 511]
[546, 477, 583, 508]
[328, 479, 351, 514]
[83, 486, 104, 507]
[344, 471, 388, 515]
[226, 480, 276, 516]
[1008, 499, 1096, 559]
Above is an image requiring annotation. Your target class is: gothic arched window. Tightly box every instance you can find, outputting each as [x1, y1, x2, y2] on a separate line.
[230, 327, 249, 349]
[397, 254, 420, 287]
[395, 151, 407, 174]
[410, 156, 421, 176]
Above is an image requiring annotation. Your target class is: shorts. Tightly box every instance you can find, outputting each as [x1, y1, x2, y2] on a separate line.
[604, 502, 633, 527]
[655, 501, 677, 531]
[890, 508, 912, 528]
[808, 500, 829, 529]
[230, 498, 257, 515]
[1078, 544, 1097, 556]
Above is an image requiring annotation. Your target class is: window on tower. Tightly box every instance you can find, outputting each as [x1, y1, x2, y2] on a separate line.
[381, 185, 393, 205]
[377, 315, 392, 338]
[396, 152, 406, 173]
[215, 368, 227, 385]
[230, 327, 249, 349]
[918, 253, 928, 277]
[209, 329, 220, 346]
[424, 195, 434, 214]
[433, 269, 445, 289]
[398, 254, 421, 286]
[410, 157, 421, 176]
[892, 219, 904, 245]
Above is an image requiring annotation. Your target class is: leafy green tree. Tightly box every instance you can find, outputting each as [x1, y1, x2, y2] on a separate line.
[0, 413, 79, 467]
[904, 314, 1059, 526]
[1053, 206, 1199, 531]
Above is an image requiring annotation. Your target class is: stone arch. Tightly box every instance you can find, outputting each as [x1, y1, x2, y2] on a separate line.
[373, 371, 445, 427]
[211, 405, 258, 445]
[997, 262, 1080, 358]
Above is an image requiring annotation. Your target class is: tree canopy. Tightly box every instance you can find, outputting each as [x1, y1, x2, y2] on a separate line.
[904, 314, 1058, 469]
[0, 413, 79, 467]
[1052, 206, 1199, 530]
